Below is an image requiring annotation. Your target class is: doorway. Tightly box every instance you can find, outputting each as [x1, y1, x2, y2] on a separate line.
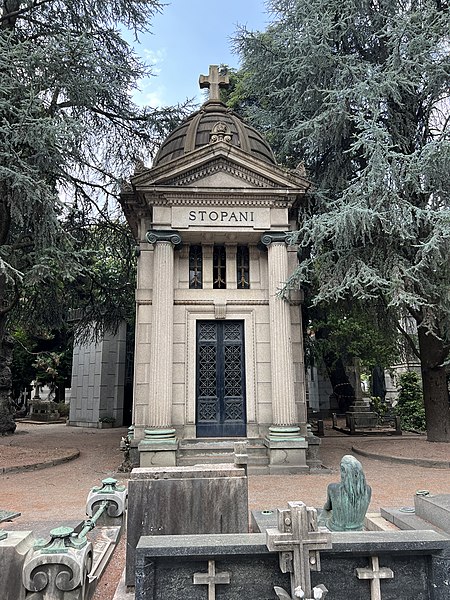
[196, 320, 246, 437]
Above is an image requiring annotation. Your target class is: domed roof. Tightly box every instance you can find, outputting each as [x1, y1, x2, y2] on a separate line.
[153, 99, 276, 167]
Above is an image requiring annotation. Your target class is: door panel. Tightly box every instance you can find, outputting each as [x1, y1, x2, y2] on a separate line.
[196, 321, 246, 437]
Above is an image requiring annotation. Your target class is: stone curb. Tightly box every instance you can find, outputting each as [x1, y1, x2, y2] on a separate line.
[0, 449, 80, 474]
[352, 446, 450, 470]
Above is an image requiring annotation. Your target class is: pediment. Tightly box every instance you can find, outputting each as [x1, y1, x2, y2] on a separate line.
[158, 157, 280, 189]
[131, 142, 309, 192]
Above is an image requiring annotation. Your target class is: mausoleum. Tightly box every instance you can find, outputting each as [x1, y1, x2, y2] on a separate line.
[120, 66, 312, 473]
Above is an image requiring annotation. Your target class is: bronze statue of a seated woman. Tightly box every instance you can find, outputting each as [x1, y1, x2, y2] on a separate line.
[320, 454, 371, 531]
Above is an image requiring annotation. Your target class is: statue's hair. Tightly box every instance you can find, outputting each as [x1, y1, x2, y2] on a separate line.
[340, 454, 368, 499]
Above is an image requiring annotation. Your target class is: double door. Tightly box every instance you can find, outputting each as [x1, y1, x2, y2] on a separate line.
[196, 320, 246, 437]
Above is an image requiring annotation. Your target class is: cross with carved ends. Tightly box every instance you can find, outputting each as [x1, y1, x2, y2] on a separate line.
[193, 559, 231, 600]
[199, 65, 229, 101]
[356, 555, 394, 600]
[266, 501, 332, 598]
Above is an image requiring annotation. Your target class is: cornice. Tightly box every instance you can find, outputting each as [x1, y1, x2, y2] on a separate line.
[144, 195, 292, 208]
[131, 141, 310, 190]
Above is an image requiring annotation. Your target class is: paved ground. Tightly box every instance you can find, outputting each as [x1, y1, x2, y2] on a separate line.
[1, 421, 449, 599]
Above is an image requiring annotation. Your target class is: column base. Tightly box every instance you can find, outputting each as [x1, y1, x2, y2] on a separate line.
[267, 425, 304, 441]
[138, 428, 178, 467]
[263, 436, 309, 474]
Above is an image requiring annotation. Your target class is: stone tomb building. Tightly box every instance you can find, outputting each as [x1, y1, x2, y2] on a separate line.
[120, 67, 312, 473]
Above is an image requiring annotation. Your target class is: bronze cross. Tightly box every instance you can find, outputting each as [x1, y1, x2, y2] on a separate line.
[199, 65, 229, 101]
[356, 556, 394, 600]
[193, 559, 231, 600]
[266, 501, 332, 598]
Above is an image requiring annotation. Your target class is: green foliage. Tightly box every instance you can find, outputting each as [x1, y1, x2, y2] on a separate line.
[55, 402, 70, 418]
[395, 371, 427, 432]
[0, 0, 190, 342]
[0, 1, 192, 414]
[370, 396, 389, 424]
[234, 0, 450, 439]
[99, 415, 116, 423]
[308, 302, 399, 371]
[234, 0, 450, 320]
[11, 327, 72, 401]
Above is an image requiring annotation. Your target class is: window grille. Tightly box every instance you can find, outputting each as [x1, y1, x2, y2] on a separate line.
[213, 245, 226, 289]
[236, 246, 250, 289]
[189, 245, 203, 289]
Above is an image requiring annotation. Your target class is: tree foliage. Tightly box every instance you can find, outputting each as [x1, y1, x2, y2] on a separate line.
[234, 0, 450, 440]
[0, 1, 190, 431]
[395, 371, 427, 432]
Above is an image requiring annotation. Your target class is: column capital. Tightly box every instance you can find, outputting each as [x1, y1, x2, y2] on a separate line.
[260, 231, 289, 247]
[146, 229, 182, 248]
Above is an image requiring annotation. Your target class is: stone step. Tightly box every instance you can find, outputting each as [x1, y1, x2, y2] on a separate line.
[380, 507, 449, 538]
[414, 494, 450, 534]
[177, 453, 269, 467]
[177, 446, 267, 458]
[177, 439, 270, 469]
[179, 438, 266, 450]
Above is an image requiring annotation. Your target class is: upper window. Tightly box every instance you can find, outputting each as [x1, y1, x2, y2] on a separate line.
[236, 246, 250, 289]
[213, 245, 226, 289]
[189, 245, 203, 289]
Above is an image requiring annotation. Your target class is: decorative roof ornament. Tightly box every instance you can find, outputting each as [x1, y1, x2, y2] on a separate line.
[199, 65, 229, 101]
[210, 121, 232, 144]
[134, 158, 146, 174]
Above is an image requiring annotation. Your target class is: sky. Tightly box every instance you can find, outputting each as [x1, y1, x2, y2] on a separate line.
[133, 0, 270, 108]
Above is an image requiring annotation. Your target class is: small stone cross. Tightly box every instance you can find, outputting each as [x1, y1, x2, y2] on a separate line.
[266, 501, 332, 599]
[199, 65, 229, 101]
[356, 555, 394, 600]
[193, 559, 231, 600]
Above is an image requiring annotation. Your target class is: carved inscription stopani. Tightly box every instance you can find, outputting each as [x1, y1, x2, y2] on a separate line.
[188, 210, 255, 224]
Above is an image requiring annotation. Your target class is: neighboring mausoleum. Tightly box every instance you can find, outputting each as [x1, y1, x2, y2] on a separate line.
[120, 66, 312, 473]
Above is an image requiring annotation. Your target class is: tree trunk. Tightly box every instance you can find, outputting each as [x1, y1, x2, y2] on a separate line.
[417, 326, 450, 442]
[325, 355, 355, 413]
[0, 312, 16, 434]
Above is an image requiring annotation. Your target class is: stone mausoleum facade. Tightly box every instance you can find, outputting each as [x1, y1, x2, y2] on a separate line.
[120, 66, 313, 473]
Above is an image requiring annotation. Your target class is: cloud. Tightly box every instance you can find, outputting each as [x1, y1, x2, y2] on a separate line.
[132, 48, 168, 107]
[133, 84, 167, 109]
[142, 48, 166, 74]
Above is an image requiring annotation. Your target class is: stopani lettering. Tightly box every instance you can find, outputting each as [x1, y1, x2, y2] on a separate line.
[188, 210, 255, 223]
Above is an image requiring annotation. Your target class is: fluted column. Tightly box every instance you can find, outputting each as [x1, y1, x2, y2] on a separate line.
[145, 230, 181, 435]
[261, 232, 301, 440]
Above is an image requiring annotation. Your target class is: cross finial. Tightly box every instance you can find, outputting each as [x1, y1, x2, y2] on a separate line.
[199, 65, 229, 101]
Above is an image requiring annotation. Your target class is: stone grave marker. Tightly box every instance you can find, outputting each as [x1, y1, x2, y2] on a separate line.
[266, 501, 331, 599]
[356, 555, 394, 600]
[126, 464, 248, 587]
[193, 559, 231, 599]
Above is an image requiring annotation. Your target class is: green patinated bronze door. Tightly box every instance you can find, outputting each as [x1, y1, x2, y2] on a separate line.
[196, 320, 246, 437]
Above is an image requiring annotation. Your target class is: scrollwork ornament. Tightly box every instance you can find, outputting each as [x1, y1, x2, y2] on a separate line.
[210, 121, 233, 144]
[260, 231, 289, 246]
[146, 230, 182, 247]
[23, 527, 93, 598]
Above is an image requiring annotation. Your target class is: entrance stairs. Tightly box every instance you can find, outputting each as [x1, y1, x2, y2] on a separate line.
[177, 438, 270, 475]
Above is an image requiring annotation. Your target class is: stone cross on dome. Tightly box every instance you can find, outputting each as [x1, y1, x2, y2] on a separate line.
[199, 65, 229, 101]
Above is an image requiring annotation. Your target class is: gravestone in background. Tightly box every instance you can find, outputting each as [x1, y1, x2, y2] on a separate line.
[126, 464, 248, 587]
